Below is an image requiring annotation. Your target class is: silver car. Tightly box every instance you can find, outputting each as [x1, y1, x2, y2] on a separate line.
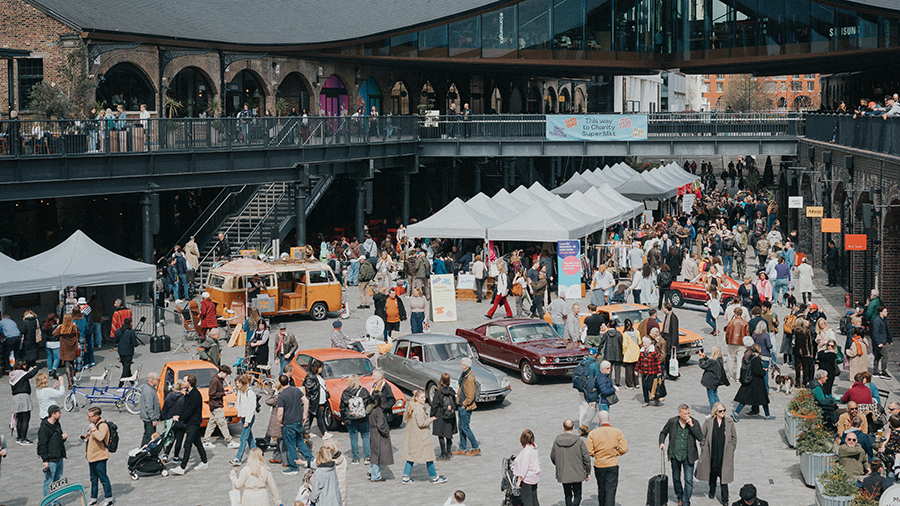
[380, 334, 512, 403]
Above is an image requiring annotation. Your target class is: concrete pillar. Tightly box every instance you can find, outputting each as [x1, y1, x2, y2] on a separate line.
[141, 192, 153, 302]
[294, 182, 307, 246]
[402, 173, 410, 226]
[356, 178, 365, 241]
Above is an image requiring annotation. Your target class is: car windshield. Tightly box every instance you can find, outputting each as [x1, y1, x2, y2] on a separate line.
[178, 368, 215, 388]
[321, 358, 373, 379]
[424, 342, 471, 363]
[608, 310, 649, 326]
[507, 323, 557, 343]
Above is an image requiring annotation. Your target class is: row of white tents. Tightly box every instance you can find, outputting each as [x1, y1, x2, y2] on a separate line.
[406, 162, 698, 243]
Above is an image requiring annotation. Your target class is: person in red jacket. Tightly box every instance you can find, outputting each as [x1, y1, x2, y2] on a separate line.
[109, 299, 132, 343]
[199, 292, 218, 338]
[840, 373, 874, 405]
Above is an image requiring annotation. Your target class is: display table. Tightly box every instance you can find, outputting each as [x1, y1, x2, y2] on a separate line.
[456, 276, 492, 301]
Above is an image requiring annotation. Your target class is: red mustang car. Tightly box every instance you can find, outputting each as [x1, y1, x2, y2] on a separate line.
[456, 319, 588, 384]
[666, 273, 740, 308]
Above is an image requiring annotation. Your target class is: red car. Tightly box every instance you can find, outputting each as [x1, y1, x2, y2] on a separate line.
[456, 319, 588, 384]
[666, 273, 740, 308]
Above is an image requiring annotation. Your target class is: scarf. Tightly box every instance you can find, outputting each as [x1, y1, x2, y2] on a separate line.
[852, 335, 864, 357]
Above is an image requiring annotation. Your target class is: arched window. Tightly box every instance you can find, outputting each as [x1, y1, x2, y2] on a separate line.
[546, 86, 557, 113]
[391, 81, 410, 115]
[490, 88, 502, 114]
[509, 86, 524, 114]
[96, 62, 154, 111]
[226, 70, 266, 116]
[319, 74, 348, 116]
[358, 78, 382, 115]
[279, 72, 311, 114]
[170, 67, 215, 117]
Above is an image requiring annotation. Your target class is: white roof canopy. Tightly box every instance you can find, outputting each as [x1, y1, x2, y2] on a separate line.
[406, 197, 500, 239]
[0, 253, 61, 296]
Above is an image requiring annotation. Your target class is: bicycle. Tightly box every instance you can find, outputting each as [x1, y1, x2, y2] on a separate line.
[233, 357, 275, 392]
[64, 365, 142, 415]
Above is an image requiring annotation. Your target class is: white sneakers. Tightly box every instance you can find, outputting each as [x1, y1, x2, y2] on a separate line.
[194, 462, 209, 471]
[170, 466, 185, 475]
[227, 441, 241, 449]
[202, 442, 215, 449]
[322, 432, 334, 440]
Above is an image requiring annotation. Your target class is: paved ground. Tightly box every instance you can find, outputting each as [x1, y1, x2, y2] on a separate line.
[0, 263, 877, 506]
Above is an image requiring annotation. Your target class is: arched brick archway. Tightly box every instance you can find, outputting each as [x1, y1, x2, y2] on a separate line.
[169, 66, 217, 117]
[96, 62, 156, 112]
[278, 72, 313, 114]
[390, 81, 411, 115]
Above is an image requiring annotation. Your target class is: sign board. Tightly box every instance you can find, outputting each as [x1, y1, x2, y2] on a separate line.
[545, 115, 648, 141]
[429, 274, 458, 322]
[880, 483, 900, 505]
[806, 206, 824, 218]
[49, 478, 69, 494]
[845, 234, 867, 250]
[788, 196, 803, 209]
[557, 240, 582, 299]
[456, 273, 475, 290]
[821, 218, 841, 233]
[682, 193, 695, 213]
[364, 316, 385, 338]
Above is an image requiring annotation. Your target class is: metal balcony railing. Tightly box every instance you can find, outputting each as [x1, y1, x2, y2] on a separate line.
[804, 113, 900, 157]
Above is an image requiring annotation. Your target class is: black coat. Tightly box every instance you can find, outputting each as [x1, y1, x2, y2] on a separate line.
[659, 416, 703, 464]
[661, 312, 680, 351]
[181, 387, 203, 427]
[339, 385, 371, 425]
[371, 380, 396, 423]
[699, 357, 728, 390]
[115, 327, 138, 356]
[37, 418, 66, 462]
[21, 316, 41, 362]
[734, 355, 769, 406]
[368, 404, 393, 466]
[826, 246, 839, 270]
[429, 385, 457, 438]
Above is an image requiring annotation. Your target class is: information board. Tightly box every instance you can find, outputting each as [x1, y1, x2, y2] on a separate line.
[429, 274, 458, 322]
[546, 115, 648, 141]
[557, 240, 582, 299]
[806, 206, 824, 218]
[788, 196, 803, 209]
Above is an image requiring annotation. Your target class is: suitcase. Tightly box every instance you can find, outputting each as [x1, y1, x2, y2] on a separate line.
[647, 449, 668, 506]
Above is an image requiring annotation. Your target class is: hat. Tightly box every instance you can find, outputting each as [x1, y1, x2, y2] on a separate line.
[809, 303, 818, 311]
[47, 404, 61, 416]
[739, 484, 757, 502]
[77, 297, 87, 305]
[588, 348, 598, 356]
[278, 323, 287, 330]
[202, 292, 210, 299]
[332, 320, 342, 328]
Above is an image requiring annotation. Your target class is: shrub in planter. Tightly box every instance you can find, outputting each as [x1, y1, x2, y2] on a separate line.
[788, 388, 822, 419]
[819, 464, 859, 498]
[796, 419, 834, 456]
[850, 490, 880, 506]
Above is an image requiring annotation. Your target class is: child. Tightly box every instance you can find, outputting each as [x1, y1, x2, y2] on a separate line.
[444, 490, 466, 506]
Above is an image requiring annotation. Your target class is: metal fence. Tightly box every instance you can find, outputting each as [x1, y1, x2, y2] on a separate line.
[804, 113, 900, 156]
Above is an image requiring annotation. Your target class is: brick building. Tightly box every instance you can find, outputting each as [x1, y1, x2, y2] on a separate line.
[702, 74, 821, 111]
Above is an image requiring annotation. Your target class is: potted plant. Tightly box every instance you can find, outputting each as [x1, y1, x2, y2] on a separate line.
[796, 418, 836, 487]
[816, 465, 858, 506]
[786, 388, 821, 447]
[850, 490, 880, 506]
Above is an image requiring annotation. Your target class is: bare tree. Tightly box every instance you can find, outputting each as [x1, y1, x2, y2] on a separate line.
[720, 75, 776, 112]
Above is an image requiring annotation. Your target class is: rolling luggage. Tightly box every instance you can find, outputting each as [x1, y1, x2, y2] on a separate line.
[647, 449, 668, 506]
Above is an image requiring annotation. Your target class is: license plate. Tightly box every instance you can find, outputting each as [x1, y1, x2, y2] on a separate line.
[565, 369, 574, 375]
[480, 395, 496, 402]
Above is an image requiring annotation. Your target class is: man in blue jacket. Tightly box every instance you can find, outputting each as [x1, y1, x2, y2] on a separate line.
[872, 306, 893, 379]
[576, 349, 601, 436]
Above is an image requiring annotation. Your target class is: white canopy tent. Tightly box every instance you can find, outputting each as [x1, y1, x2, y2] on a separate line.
[19, 230, 155, 287]
[464, 192, 519, 223]
[487, 204, 590, 242]
[406, 197, 501, 239]
[590, 184, 644, 220]
[550, 172, 598, 196]
[0, 253, 61, 297]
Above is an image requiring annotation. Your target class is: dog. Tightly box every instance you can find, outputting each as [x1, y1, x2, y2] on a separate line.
[783, 291, 796, 309]
[771, 364, 794, 394]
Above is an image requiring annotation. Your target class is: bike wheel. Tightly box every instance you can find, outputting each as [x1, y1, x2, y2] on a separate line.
[64, 391, 77, 412]
[125, 388, 142, 415]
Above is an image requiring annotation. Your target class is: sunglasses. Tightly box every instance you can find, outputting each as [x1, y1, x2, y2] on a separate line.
[716, 409, 726, 413]
[847, 438, 858, 442]
[849, 408, 858, 412]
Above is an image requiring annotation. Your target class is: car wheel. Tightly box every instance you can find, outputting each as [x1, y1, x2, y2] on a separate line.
[468, 344, 481, 362]
[721, 296, 733, 307]
[520, 360, 538, 384]
[426, 382, 438, 403]
[323, 406, 340, 431]
[309, 302, 328, 321]
[667, 290, 684, 308]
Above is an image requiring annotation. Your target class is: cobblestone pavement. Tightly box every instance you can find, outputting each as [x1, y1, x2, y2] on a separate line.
[0, 266, 870, 505]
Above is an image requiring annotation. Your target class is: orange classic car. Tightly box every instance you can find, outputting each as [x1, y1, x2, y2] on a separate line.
[157, 360, 240, 427]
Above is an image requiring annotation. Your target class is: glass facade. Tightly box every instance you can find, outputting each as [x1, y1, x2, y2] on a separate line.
[335, 0, 900, 63]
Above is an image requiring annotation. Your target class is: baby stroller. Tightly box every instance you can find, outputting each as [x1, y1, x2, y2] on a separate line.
[127, 420, 175, 480]
[500, 455, 522, 506]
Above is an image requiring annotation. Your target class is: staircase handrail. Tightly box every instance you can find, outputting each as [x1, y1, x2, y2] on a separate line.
[163, 184, 256, 261]
[235, 184, 293, 254]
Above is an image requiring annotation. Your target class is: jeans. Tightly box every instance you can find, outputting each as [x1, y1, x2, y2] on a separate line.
[474, 278, 485, 301]
[42, 460, 64, 498]
[761, 358, 770, 391]
[236, 416, 256, 461]
[563, 481, 583, 506]
[706, 389, 720, 412]
[347, 421, 370, 460]
[457, 407, 478, 451]
[283, 421, 313, 471]
[595, 465, 619, 506]
[88, 459, 112, 499]
[93, 322, 102, 348]
[410, 312, 426, 334]
[46, 346, 60, 372]
[671, 458, 695, 506]
[369, 463, 382, 481]
[118, 354, 133, 387]
[552, 323, 565, 339]
[632, 289, 641, 304]
[280, 357, 291, 376]
[83, 335, 94, 367]
[773, 278, 789, 304]
[723, 255, 734, 276]
[403, 460, 436, 479]
[142, 420, 156, 446]
[178, 273, 190, 300]
[520, 482, 539, 506]
[349, 260, 360, 285]
[735, 402, 770, 416]
[706, 309, 716, 332]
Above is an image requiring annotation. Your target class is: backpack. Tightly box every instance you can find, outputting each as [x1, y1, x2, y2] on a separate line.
[104, 421, 119, 453]
[440, 391, 455, 421]
[783, 313, 798, 333]
[347, 389, 366, 420]
[739, 361, 753, 385]
[572, 358, 593, 392]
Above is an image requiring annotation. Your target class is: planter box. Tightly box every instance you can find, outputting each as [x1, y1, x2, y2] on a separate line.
[801, 452, 836, 487]
[785, 408, 803, 447]
[815, 478, 855, 506]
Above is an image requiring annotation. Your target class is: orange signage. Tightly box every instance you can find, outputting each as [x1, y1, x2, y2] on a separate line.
[845, 234, 867, 251]
[821, 218, 841, 233]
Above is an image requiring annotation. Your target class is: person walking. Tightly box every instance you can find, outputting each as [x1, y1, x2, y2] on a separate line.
[586, 411, 628, 506]
[732, 344, 774, 421]
[453, 358, 480, 457]
[599, 323, 624, 386]
[485, 263, 513, 319]
[550, 419, 591, 506]
[661, 303, 680, 379]
[753, 322, 775, 392]
[277, 374, 314, 475]
[9, 361, 38, 445]
[846, 328, 870, 381]
[170, 374, 210, 475]
[202, 365, 238, 449]
[310, 446, 343, 506]
[706, 287, 722, 336]
[696, 402, 738, 505]
[699, 347, 729, 413]
[815, 339, 839, 396]
[199, 292, 217, 339]
[657, 265, 674, 310]
[358, 256, 375, 309]
[161, 380, 186, 463]
[597, 361, 618, 412]
[796, 257, 815, 305]
[400, 389, 447, 484]
[53, 315, 79, 389]
[408, 288, 428, 334]
[514, 429, 541, 506]
[659, 404, 703, 506]
[230, 375, 257, 466]
[263, 382, 285, 465]
[793, 318, 815, 385]
[38, 404, 67, 501]
[430, 373, 457, 461]
[112, 318, 138, 387]
[21, 310, 42, 369]
[575, 348, 601, 435]
[82, 407, 113, 505]
[724, 308, 750, 380]
[273, 323, 297, 375]
[872, 306, 893, 379]
[621, 319, 640, 390]
[229, 447, 282, 506]
[339, 374, 371, 465]
[304, 358, 333, 440]
[637, 337, 663, 407]
[472, 256, 486, 302]
[513, 268, 529, 318]
[138, 372, 160, 446]
[35, 373, 65, 420]
[367, 391, 393, 482]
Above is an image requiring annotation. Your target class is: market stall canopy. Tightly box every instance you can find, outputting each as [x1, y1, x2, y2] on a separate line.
[492, 188, 528, 213]
[407, 197, 499, 239]
[638, 171, 677, 199]
[465, 192, 519, 223]
[550, 172, 596, 196]
[216, 257, 277, 276]
[487, 204, 589, 242]
[589, 184, 644, 220]
[19, 230, 155, 287]
[614, 173, 671, 200]
[0, 253, 60, 297]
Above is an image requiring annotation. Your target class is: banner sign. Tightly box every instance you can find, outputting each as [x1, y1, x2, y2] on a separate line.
[682, 193, 695, 214]
[845, 234, 867, 250]
[821, 218, 841, 233]
[456, 273, 475, 290]
[429, 274, 458, 322]
[806, 206, 824, 218]
[788, 196, 803, 209]
[557, 240, 582, 299]
[546, 115, 648, 141]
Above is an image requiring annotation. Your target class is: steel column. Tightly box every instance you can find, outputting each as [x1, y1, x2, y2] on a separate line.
[474, 163, 481, 194]
[402, 173, 410, 226]
[356, 178, 365, 242]
[141, 192, 153, 302]
[295, 182, 308, 247]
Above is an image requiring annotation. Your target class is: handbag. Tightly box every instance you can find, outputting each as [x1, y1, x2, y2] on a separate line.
[835, 346, 844, 364]
[651, 377, 667, 399]
[668, 357, 679, 377]
[606, 392, 620, 405]
[512, 282, 523, 297]
[228, 488, 241, 506]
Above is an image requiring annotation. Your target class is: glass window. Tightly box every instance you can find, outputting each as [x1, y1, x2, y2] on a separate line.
[884, 17, 900, 49]
[834, 8, 857, 51]
[294, 354, 311, 370]
[483, 6, 517, 58]
[805, 74, 815, 79]
[710, 0, 733, 56]
[320, 358, 373, 379]
[391, 32, 417, 57]
[308, 270, 333, 284]
[781, 82, 786, 91]
[686, 0, 707, 57]
[716, 74, 726, 79]
[519, 0, 551, 56]
[364, 39, 390, 57]
[449, 17, 480, 57]
[424, 342, 472, 362]
[585, 0, 613, 55]
[208, 275, 226, 289]
[615, 0, 638, 53]
[733, 0, 758, 56]
[18, 58, 43, 110]
[178, 368, 214, 388]
[553, 0, 583, 52]
[508, 322, 558, 342]
[394, 341, 409, 358]
[408, 344, 424, 362]
[758, 0, 784, 56]
[807, 81, 815, 91]
[703, 82, 710, 93]
[419, 25, 447, 58]
[785, 0, 810, 54]
[810, 2, 833, 53]
[716, 82, 723, 92]
[487, 324, 508, 340]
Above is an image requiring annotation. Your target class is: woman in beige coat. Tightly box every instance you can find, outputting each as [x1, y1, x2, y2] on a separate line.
[229, 448, 282, 506]
[695, 401, 738, 505]
[845, 327, 870, 381]
[400, 390, 447, 484]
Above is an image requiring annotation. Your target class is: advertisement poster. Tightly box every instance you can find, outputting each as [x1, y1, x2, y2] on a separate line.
[546, 115, 648, 141]
[430, 274, 458, 322]
[557, 240, 582, 299]
[456, 273, 475, 290]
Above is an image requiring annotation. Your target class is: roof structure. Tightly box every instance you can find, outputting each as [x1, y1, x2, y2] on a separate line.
[0, 253, 60, 296]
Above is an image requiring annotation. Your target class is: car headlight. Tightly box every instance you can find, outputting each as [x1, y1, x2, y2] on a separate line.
[554, 357, 560, 364]
[500, 376, 510, 389]
[395, 399, 404, 407]
[540, 357, 547, 364]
